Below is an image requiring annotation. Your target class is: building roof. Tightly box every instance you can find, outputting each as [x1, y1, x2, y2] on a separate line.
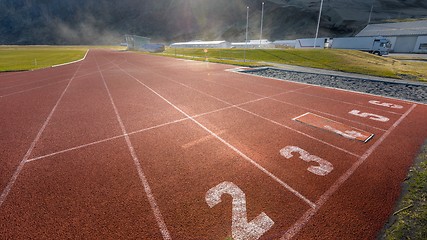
[356, 20, 427, 37]
[171, 41, 228, 46]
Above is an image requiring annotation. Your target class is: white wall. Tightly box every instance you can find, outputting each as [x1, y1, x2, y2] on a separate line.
[414, 36, 427, 53]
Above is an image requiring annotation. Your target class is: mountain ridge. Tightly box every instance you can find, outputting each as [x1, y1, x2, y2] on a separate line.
[0, 0, 426, 45]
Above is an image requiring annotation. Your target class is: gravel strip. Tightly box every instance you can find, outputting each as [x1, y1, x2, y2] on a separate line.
[244, 68, 427, 104]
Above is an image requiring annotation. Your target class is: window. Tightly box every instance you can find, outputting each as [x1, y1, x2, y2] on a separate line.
[419, 43, 427, 50]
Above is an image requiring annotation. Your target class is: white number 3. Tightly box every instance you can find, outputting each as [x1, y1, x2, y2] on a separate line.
[280, 146, 333, 176]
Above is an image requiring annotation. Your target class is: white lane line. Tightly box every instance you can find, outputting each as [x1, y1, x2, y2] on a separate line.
[173, 70, 386, 132]
[281, 103, 417, 240]
[95, 58, 172, 240]
[182, 130, 226, 149]
[0, 79, 69, 98]
[25, 96, 274, 164]
[293, 91, 407, 116]
[270, 96, 388, 132]
[0, 59, 84, 208]
[135, 66, 360, 158]
[115, 62, 317, 209]
[52, 49, 89, 68]
[292, 112, 310, 121]
[0, 65, 118, 99]
[235, 69, 423, 111]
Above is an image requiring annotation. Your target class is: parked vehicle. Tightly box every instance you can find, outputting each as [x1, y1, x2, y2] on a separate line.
[295, 37, 392, 56]
[329, 37, 391, 56]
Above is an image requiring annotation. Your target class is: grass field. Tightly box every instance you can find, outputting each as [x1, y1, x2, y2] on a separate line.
[0, 46, 125, 72]
[161, 48, 427, 82]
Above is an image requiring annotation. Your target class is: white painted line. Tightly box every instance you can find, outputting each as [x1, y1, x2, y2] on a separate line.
[281, 103, 417, 240]
[25, 97, 272, 164]
[115, 62, 317, 209]
[292, 112, 310, 121]
[96, 59, 171, 240]
[0, 79, 69, 98]
[234, 69, 426, 109]
[271, 96, 388, 132]
[52, 49, 89, 68]
[182, 130, 226, 149]
[0, 61, 83, 208]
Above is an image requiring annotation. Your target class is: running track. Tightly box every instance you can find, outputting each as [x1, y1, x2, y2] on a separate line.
[1, 50, 426, 239]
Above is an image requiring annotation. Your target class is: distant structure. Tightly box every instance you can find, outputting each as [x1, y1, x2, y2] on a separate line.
[125, 35, 165, 52]
[356, 20, 427, 53]
[170, 40, 231, 48]
[231, 39, 274, 49]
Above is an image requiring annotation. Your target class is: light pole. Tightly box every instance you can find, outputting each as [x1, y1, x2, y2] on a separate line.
[368, 0, 374, 24]
[260, 2, 265, 46]
[314, 0, 324, 49]
[244, 6, 249, 62]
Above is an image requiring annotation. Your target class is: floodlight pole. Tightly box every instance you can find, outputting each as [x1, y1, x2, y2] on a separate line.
[368, 0, 374, 24]
[244, 6, 249, 62]
[260, 2, 265, 46]
[314, 0, 324, 49]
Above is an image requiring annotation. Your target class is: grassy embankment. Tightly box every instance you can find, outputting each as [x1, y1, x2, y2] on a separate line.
[0, 46, 125, 72]
[161, 48, 427, 81]
[382, 144, 427, 240]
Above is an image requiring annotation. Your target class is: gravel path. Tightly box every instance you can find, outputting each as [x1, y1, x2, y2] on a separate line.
[245, 68, 427, 104]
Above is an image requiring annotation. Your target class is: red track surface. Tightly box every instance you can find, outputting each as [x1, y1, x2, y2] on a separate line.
[1, 50, 427, 239]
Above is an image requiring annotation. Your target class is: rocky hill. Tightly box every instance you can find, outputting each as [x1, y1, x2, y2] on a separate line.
[0, 0, 426, 45]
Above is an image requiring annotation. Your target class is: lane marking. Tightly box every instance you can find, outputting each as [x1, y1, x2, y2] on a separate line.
[206, 181, 274, 240]
[294, 112, 375, 142]
[0, 56, 85, 208]
[369, 100, 403, 109]
[0, 65, 118, 99]
[123, 59, 359, 157]
[0, 79, 69, 98]
[170, 68, 387, 132]
[52, 49, 89, 68]
[182, 130, 226, 149]
[25, 96, 275, 163]
[115, 61, 317, 208]
[281, 104, 417, 239]
[270, 96, 387, 132]
[234, 69, 425, 109]
[95, 57, 172, 240]
[280, 146, 333, 176]
[348, 110, 390, 122]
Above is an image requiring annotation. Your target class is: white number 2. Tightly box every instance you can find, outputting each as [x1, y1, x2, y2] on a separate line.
[280, 146, 333, 176]
[206, 182, 274, 240]
[369, 100, 403, 109]
[348, 110, 389, 122]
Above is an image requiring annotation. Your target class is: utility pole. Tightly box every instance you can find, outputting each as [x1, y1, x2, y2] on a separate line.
[368, 0, 374, 24]
[260, 2, 265, 46]
[314, 0, 324, 49]
[244, 6, 249, 62]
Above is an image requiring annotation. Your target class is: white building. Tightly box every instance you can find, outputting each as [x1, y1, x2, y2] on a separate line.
[231, 39, 274, 49]
[170, 40, 231, 48]
[356, 20, 427, 53]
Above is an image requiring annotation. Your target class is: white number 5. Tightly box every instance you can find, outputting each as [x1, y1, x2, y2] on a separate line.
[349, 110, 389, 122]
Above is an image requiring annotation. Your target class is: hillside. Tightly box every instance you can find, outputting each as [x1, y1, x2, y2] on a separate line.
[0, 0, 426, 45]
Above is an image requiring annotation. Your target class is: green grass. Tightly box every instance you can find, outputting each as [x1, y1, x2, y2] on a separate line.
[0, 45, 125, 72]
[160, 48, 427, 81]
[383, 143, 427, 240]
